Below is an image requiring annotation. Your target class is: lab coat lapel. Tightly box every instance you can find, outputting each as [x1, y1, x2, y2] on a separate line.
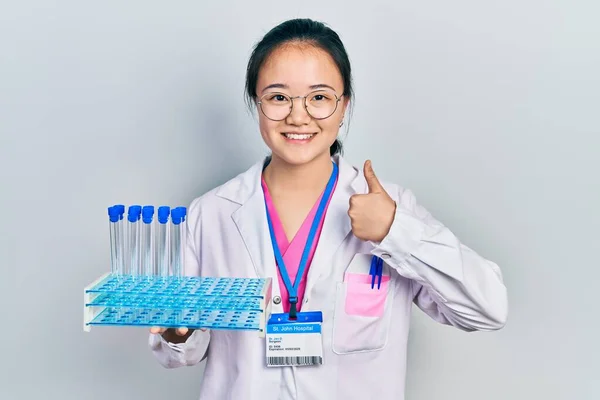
[218, 158, 280, 284]
[222, 160, 286, 313]
[304, 155, 362, 294]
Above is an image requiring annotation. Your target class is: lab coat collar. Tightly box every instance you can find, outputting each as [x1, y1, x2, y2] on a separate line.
[216, 155, 364, 305]
[215, 154, 363, 205]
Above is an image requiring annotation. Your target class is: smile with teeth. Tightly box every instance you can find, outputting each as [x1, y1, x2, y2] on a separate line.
[282, 132, 316, 140]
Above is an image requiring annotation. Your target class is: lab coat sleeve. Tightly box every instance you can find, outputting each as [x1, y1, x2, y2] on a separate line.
[148, 199, 211, 368]
[370, 186, 508, 331]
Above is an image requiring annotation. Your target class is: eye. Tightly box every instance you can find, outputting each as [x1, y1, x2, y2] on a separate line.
[266, 93, 289, 103]
[310, 92, 333, 102]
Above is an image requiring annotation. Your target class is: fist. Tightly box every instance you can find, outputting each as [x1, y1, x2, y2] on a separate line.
[149, 327, 206, 344]
[348, 160, 396, 242]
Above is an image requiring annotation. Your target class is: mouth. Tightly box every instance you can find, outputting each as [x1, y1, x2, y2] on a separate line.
[281, 132, 317, 142]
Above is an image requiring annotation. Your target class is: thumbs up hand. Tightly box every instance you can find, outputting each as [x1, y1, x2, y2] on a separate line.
[348, 160, 397, 242]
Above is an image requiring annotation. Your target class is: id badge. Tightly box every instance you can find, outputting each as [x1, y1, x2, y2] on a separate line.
[266, 311, 323, 367]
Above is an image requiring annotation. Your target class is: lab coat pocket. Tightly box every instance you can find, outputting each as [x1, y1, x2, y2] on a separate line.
[332, 255, 394, 354]
[344, 273, 390, 317]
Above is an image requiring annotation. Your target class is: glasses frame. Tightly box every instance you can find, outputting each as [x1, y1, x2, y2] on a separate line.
[257, 89, 343, 121]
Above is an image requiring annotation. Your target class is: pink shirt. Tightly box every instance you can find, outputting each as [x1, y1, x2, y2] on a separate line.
[261, 174, 337, 313]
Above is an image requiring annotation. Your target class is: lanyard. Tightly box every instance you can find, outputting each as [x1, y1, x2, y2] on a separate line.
[265, 161, 338, 319]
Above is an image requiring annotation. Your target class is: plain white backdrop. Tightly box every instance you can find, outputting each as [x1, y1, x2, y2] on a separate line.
[1, 1, 598, 399]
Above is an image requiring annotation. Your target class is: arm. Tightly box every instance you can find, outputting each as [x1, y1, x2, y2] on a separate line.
[371, 187, 508, 331]
[148, 199, 212, 368]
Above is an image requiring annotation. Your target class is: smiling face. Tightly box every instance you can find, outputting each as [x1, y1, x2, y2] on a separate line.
[255, 42, 348, 166]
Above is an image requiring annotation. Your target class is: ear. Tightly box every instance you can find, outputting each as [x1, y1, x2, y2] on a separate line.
[342, 96, 350, 112]
[339, 96, 350, 124]
[253, 97, 261, 116]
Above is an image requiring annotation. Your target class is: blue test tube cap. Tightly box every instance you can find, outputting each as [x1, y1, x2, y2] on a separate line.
[114, 204, 125, 220]
[142, 205, 154, 224]
[173, 206, 184, 220]
[170, 207, 182, 225]
[158, 206, 170, 224]
[127, 205, 142, 222]
[108, 206, 119, 223]
[178, 206, 187, 222]
[112, 204, 125, 220]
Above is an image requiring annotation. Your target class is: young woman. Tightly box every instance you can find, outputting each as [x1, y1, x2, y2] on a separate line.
[149, 18, 508, 400]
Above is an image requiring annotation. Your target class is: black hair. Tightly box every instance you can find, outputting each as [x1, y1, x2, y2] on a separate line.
[245, 18, 353, 156]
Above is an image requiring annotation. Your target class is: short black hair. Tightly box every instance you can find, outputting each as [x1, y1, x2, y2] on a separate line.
[245, 18, 353, 156]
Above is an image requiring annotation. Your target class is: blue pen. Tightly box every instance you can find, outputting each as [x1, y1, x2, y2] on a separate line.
[376, 256, 383, 289]
[370, 255, 384, 290]
[370, 255, 377, 289]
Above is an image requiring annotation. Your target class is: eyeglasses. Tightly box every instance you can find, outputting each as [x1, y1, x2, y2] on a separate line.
[257, 89, 343, 121]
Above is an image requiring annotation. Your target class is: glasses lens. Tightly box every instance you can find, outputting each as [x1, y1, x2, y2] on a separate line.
[306, 90, 338, 119]
[260, 92, 292, 120]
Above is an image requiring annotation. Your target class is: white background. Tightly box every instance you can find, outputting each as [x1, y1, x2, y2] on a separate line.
[1, 1, 598, 399]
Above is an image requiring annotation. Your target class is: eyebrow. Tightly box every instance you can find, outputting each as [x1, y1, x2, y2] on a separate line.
[261, 83, 288, 93]
[260, 83, 337, 93]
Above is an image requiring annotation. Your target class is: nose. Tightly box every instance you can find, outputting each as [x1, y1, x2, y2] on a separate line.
[285, 97, 311, 125]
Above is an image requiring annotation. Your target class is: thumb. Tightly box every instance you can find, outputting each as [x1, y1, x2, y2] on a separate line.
[364, 160, 384, 193]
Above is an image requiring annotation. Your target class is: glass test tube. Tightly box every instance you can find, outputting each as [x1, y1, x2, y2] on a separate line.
[170, 207, 183, 278]
[156, 206, 170, 276]
[116, 205, 125, 275]
[127, 205, 142, 276]
[180, 207, 187, 276]
[141, 205, 154, 277]
[108, 206, 119, 275]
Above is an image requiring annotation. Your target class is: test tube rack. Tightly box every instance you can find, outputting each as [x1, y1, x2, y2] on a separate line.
[83, 273, 273, 337]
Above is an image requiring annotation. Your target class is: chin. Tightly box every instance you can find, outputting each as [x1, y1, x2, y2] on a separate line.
[272, 146, 330, 166]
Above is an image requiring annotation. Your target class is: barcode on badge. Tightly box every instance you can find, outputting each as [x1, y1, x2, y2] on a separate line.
[267, 356, 323, 366]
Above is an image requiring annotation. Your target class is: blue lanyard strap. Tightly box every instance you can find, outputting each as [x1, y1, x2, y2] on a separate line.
[265, 161, 338, 319]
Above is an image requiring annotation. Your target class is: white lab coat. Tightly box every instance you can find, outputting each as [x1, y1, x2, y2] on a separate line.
[149, 154, 508, 400]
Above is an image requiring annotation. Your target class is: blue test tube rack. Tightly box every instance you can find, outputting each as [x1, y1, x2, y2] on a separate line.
[83, 204, 273, 337]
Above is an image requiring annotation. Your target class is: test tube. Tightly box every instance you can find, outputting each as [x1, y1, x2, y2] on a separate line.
[114, 204, 125, 275]
[141, 205, 154, 277]
[108, 206, 119, 275]
[156, 206, 170, 276]
[127, 205, 142, 276]
[179, 207, 187, 275]
[170, 207, 183, 278]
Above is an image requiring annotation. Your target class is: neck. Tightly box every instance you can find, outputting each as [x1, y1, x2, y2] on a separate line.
[263, 152, 333, 194]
